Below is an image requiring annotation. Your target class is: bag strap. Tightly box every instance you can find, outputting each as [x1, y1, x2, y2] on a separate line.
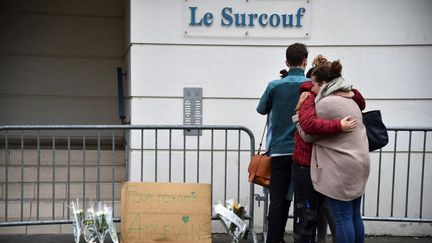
[257, 116, 269, 154]
[250, 116, 269, 182]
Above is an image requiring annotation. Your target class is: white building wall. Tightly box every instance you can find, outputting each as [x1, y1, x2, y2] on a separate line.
[0, 0, 125, 125]
[127, 0, 432, 235]
[128, 0, 432, 128]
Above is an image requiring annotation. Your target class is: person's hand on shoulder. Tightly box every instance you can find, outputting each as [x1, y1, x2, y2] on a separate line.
[341, 116, 357, 132]
[295, 92, 310, 113]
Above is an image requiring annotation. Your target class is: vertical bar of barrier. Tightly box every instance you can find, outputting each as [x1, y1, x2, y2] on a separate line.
[183, 132, 186, 183]
[420, 131, 427, 218]
[169, 129, 172, 182]
[224, 129, 228, 204]
[82, 134, 86, 209]
[263, 191, 268, 239]
[36, 130, 40, 220]
[405, 131, 412, 218]
[20, 130, 24, 221]
[376, 148, 383, 217]
[237, 130, 241, 202]
[141, 129, 144, 182]
[210, 130, 214, 205]
[155, 129, 158, 182]
[391, 131, 398, 217]
[248, 129, 255, 230]
[52, 130, 56, 219]
[97, 130, 101, 202]
[67, 131, 71, 219]
[112, 130, 116, 214]
[197, 131, 200, 183]
[126, 129, 130, 181]
[4, 131, 8, 221]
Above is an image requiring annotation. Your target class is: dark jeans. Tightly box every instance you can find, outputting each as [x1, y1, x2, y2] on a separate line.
[267, 155, 293, 243]
[328, 197, 364, 243]
[317, 197, 336, 243]
[292, 162, 322, 243]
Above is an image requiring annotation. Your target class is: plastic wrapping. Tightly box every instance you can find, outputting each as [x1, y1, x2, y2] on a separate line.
[70, 199, 84, 243]
[69, 199, 119, 243]
[214, 199, 247, 243]
[83, 205, 97, 243]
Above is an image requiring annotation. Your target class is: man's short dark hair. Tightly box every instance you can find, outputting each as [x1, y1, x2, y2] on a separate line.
[286, 43, 308, 67]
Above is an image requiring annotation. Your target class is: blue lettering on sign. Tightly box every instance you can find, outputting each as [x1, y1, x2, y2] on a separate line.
[189, 7, 213, 26]
[269, 14, 280, 27]
[248, 13, 258, 27]
[258, 14, 268, 27]
[188, 7, 202, 26]
[221, 7, 233, 26]
[203, 12, 213, 26]
[282, 14, 294, 27]
[234, 13, 247, 27]
[295, 7, 306, 27]
[188, 6, 307, 29]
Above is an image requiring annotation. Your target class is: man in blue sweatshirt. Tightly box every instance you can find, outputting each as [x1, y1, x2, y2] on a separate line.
[257, 43, 309, 243]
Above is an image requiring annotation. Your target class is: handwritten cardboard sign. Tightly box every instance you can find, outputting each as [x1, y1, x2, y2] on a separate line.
[120, 182, 211, 243]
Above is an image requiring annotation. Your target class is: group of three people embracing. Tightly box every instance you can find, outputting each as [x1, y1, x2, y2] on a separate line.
[257, 43, 370, 243]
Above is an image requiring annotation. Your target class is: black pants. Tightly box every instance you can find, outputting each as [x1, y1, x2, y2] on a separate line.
[292, 162, 323, 243]
[317, 197, 336, 242]
[267, 155, 293, 243]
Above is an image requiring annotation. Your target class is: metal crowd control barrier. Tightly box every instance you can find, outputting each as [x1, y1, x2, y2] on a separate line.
[0, 125, 258, 235]
[0, 125, 431, 233]
[361, 127, 432, 223]
[256, 126, 432, 242]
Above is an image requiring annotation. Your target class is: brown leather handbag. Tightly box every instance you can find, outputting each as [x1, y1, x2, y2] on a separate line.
[248, 118, 271, 187]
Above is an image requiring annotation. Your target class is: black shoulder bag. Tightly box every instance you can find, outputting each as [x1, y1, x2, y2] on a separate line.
[362, 110, 389, 151]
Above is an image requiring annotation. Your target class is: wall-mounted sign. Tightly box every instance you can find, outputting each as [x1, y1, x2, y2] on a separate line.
[184, 87, 202, 136]
[184, 0, 311, 38]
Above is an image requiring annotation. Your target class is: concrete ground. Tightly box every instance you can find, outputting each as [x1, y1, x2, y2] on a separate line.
[215, 234, 432, 243]
[0, 234, 431, 243]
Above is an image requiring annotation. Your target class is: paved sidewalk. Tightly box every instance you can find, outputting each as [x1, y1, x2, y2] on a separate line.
[214, 234, 432, 243]
[0, 234, 431, 243]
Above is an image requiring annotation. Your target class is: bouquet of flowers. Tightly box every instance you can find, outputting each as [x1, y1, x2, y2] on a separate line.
[94, 202, 119, 243]
[83, 205, 97, 243]
[69, 200, 119, 243]
[214, 199, 248, 243]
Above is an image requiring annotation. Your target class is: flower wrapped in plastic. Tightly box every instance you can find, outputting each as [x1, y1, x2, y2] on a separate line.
[214, 199, 248, 243]
[83, 204, 98, 243]
[94, 202, 119, 243]
[103, 204, 119, 243]
[68, 199, 119, 243]
[70, 199, 84, 243]
[106, 209, 119, 243]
